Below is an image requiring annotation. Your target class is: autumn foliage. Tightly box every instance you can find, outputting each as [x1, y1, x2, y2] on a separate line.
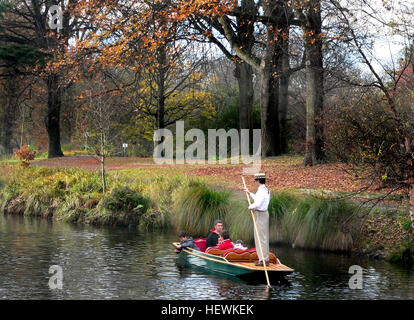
[14, 145, 37, 167]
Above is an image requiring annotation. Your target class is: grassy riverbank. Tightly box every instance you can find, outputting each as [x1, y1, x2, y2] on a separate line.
[0, 163, 413, 265]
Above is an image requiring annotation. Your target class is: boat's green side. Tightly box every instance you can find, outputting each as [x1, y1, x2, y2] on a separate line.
[173, 243, 293, 280]
[180, 248, 254, 277]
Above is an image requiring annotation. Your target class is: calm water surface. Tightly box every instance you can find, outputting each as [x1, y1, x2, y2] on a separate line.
[1, 214, 413, 300]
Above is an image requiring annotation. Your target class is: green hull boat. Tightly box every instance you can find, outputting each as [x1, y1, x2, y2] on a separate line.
[172, 242, 294, 282]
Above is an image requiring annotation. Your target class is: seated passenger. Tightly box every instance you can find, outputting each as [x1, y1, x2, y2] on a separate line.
[206, 219, 223, 248]
[175, 231, 200, 253]
[217, 230, 234, 250]
[234, 240, 248, 250]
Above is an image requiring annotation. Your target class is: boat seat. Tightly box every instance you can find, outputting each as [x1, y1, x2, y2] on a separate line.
[223, 249, 279, 264]
[205, 248, 254, 255]
[205, 247, 279, 264]
[205, 247, 228, 255]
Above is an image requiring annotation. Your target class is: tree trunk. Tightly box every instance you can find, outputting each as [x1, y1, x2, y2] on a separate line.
[101, 132, 106, 193]
[153, 43, 168, 158]
[46, 74, 64, 158]
[235, 61, 254, 153]
[101, 155, 106, 193]
[236, 62, 254, 132]
[279, 28, 290, 155]
[303, 0, 324, 166]
[156, 42, 167, 130]
[219, 0, 290, 158]
[303, 60, 317, 166]
[236, 0, 255, 139]
[260, 39, 282, 157]
[156, 94, 165, 130]
[410, 181, 414, 239]
[0, 76, 19, 154]
[1, 103, 15, 155]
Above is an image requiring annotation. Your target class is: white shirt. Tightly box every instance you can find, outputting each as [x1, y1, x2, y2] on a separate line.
[234, 243, 248, 250]
[248, 184, 270, 211]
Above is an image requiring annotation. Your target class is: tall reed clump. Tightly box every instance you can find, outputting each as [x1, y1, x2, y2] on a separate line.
[280, 195, 363, 251]
[171, 185, 301, 244]
[268, 191, 298, 243]
[225, 190, 362, 251]
[225, 192, 254, 242]
[225, 190, 298, 244]
[141, 175, 192, 230]
[172, 180, 231, 237]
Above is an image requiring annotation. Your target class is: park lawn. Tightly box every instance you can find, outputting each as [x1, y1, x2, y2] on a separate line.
[22, 154, 401, 197]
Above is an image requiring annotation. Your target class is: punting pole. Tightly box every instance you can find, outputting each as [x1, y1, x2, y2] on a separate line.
[242, 176, 272, 289]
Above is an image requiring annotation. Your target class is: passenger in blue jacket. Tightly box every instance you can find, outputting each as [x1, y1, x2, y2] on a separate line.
[175, 231, 200, 253]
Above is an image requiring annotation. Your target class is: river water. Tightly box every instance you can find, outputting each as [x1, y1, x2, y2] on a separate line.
[1, 214, 413, 300]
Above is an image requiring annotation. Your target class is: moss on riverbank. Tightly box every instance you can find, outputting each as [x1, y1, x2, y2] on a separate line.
[355, 208, 413, 261]
[0, 163, 412, 265]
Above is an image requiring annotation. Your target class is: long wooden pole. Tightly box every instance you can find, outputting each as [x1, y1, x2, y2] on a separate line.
[242, 176, 271, 288]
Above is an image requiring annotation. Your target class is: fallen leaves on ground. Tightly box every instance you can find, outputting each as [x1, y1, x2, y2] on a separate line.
[29, 155, 398, 195]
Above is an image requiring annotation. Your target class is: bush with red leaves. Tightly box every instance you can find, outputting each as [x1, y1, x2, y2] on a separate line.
[14, 145, 37, 167]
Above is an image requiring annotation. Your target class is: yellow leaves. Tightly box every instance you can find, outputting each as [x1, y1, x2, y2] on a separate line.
[307, 29, 315, 37]
[204, 29, 213, 38]
[177, 0, 236, 20]
[378, 148, 383, 157]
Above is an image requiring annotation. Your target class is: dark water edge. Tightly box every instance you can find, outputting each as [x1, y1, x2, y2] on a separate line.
[1, 214, 413, 300]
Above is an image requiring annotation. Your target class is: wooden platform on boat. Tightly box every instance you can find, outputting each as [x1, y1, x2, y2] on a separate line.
[235, 262, 293, 272]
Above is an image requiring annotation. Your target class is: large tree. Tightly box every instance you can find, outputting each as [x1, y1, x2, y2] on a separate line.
[185, 0, 257, 147]
[75, 0, 213, 134]
[327, 0, 414, 237]
[298, 0, 325, 165]
[0, 0, 85, 158]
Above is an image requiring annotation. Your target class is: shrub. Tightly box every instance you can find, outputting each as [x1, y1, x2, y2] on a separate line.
[89, 186, 151, 226]
[14, 145, 36, 167]
[101, 186, 150, 213]
[386, 239, 414, 267]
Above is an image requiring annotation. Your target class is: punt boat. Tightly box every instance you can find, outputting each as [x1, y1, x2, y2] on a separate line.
[172, 240, 294, 282]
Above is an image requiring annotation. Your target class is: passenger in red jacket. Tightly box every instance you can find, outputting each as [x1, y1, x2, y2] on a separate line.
[217, 230, 234, 250]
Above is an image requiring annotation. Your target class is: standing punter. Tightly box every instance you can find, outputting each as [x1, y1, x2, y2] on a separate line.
[243, 173, 271, 267]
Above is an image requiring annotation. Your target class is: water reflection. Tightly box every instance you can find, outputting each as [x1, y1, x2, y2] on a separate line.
[0, 214, 413, 300]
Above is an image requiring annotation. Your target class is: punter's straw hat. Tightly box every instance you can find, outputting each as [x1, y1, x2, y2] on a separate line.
[254, 173, 266, 180]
